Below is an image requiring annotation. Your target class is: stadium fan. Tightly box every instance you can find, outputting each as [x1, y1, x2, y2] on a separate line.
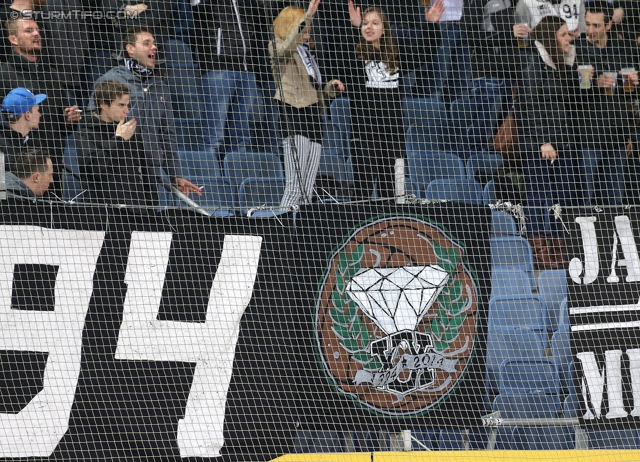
[89, 25, 201, 198]
[514, 14, 581, 269]
[513, 0, 585, 41]
[574, 0, 637, 206]
[270, 0, 345, 207]
[339, 0, 443, 200]
[0, 87, 44, 168]
[0, 16, 80, 197]
[76, 80, 158, 207]
[5, 148, 53, 198]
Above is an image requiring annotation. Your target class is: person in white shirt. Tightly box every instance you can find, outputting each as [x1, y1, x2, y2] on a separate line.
[513, 0, 585, 39]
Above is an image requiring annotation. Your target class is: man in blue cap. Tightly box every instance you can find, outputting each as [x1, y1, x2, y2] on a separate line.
[1, 87, 45, 169]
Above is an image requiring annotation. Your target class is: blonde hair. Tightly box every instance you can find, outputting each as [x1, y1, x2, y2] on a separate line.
[274, 6, 314, 47]
[274, 6, 304, 39]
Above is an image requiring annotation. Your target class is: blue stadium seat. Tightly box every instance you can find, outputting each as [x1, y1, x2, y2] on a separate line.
[63, 133, 83, 203]
[488, 295, 547, 333]
[406, 125, 444, 153]
[498, 358, 560, 396]
[182, 176, 236, 216]
[293, 430, 345, 453]
[407, 429, 437, 450]
[317, 152, 349, 193]
[483, 179, 497, 205]
[485, 326, 545, 395]
[586, 429, 640, 449]
[402, 97, 448, 128]
[223, 152, 284, 190]
[238, 177, 285, 215]
[490, 235, 535, 285]
[178, 150, 221, 178]
[424, 178, 483, 204]
[491, 268, 532, 297]
[465, 151, 504, 180]
[551, 329, 573, 395]
[557, 297, 569, 332]
[538, 269, 568, 332]
[406, 151, 466, 198]
[491, 209, 518, 236]
[492, 394, 566, 450]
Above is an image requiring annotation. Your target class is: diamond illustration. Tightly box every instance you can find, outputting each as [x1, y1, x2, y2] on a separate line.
[346, 265, 450, 335]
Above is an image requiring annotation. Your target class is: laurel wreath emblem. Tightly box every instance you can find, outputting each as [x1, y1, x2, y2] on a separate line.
[330, 241, 468, 370]
[430, 241, 467, 352]
[330, 244, 383, 371]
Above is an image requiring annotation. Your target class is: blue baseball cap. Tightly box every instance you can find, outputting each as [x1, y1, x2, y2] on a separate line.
[1, 88, 47, 118]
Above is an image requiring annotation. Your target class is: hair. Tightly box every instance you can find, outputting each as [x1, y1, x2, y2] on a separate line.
[94, 80, 131, 109]
[356, 7, 399, 73]
[5, 16, 37, 39]
[13, 149, 49, 180]
[273, 6, 314, 48]
[531, 15, 572, 78]
[585, 0, 614, 24]
[122, 24, 154, 50]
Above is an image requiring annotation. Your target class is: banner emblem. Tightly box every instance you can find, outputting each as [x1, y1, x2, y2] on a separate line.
[315, 217, 479, 415]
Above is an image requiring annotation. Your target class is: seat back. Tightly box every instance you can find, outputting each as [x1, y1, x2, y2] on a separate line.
[238, 177, 286, 214]
[499, 358, 560, 396]
[490, 235, 535, 284]
[491, 209, 518, 235]
[406, 151, 466, 198]
[488, 295, 547, 332]
[424, 178, 484, 204]
[491, 268, 532, 297]
[223, 152, 284, 190]
[538, 269, 568, 332]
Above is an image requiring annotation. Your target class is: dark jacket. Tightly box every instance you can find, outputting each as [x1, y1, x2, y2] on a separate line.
[574, 36, 636, 150]
[515, 42, 581, 157]
[190, 0, 271, 81]
[76, 113, 157, 207]
[462, 0, 523, 81]
[88, 63, 183, 182]
[0, 121, 38, 170]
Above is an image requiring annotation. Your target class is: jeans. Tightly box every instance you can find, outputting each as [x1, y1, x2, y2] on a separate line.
[582, 147, 627, 206]
[201, 70, 259, 154]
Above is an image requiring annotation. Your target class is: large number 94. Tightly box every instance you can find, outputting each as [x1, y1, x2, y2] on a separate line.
[0, 228, 262, 459]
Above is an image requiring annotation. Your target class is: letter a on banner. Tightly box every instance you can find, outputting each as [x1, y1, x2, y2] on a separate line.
[115, 232, 262, 458]
[0, 226, 105, 457]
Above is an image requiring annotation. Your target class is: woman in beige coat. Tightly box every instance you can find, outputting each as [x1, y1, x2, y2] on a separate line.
[270, 0, 344, 208]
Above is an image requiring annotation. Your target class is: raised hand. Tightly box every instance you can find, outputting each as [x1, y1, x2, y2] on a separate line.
[425, 0, 444, 23]
[307, 0, 321, 18]
[348, 0, 362, 27]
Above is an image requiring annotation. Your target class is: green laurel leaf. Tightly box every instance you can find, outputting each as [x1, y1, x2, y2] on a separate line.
[332, 324, 350, 340]
[431, 318, 443, 339]
[330, 308, 349, 326]
[444, 329, 457, 341]
[436, 341, 448, 351]
[341, 339, 361, 353]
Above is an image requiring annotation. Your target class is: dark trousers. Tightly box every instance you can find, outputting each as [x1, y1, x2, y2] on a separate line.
[351, 133, 403, 200]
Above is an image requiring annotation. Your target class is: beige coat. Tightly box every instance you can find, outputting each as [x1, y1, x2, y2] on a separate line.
[269, 14, 338, 110]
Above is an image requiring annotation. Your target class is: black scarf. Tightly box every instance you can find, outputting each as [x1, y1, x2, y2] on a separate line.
[124, 59, 154, 78]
